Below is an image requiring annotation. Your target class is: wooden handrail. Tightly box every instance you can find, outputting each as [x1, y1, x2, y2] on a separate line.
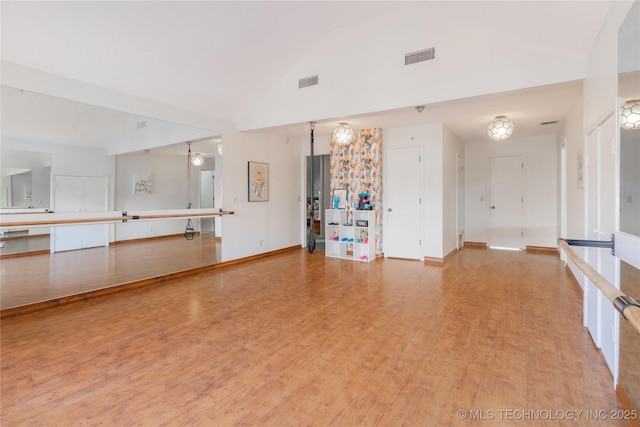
[0, 209, 235, 229]
[559, 238, 640, 335]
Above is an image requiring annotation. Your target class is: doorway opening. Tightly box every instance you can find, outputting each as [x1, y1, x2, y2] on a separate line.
[306, 154, 330, 250]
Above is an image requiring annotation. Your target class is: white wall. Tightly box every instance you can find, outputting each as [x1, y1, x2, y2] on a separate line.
[114, 151, 193, 240]
[559, 92, 588, 285]
[383, 123, 448, 259]
[221, 131, 303, 261]
[238, 3, 597, 132]
[1, 136, 112, 182]
[3, 64, 304, 262]
[464, 134, 558, 248]
[443, 126, 464, 257]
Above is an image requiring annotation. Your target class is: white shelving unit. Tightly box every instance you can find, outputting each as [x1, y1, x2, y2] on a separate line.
[325, 209, 375, 262]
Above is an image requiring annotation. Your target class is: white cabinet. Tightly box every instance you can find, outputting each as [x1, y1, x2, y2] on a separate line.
[325, 209, 375, 262]
[51, 175, 108, 252]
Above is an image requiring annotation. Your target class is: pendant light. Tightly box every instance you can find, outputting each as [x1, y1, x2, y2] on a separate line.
[487, 115, 514, 141]
[333, 122, 354, 145]
[620, 99, 640, 130]
[190, 152, 205, 166]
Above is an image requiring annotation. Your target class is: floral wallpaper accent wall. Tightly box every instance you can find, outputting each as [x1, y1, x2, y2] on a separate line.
[330, 128, 383, 253]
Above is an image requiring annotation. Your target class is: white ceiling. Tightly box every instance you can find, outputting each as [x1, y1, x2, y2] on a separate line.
[0, 1, 615, 147]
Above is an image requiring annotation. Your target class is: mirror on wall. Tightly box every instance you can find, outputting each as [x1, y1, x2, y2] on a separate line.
[0, 148, 51, 209]
[619, 259, 640, 410]
[617, 0, 640, 413]
[618, 0, 640, 237]
[0, 86, 224, 310]
[113, 138, 223, 242]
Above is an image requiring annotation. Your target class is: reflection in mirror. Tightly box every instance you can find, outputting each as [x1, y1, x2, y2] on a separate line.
[618, 0, 640, 236]
[0, 87, 224, 310]
[0, 148, 51, 209]
[618, 260, 640, 411]
[113, 138, 223, 243]
[0, 148, 52, 258]
[617, 1, 640, 412]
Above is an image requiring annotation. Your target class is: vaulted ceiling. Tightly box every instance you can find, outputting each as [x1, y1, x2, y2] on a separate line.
[0, 1, 615, 147]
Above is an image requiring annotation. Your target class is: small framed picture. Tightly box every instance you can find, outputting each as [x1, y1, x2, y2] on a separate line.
[248, 161, 269, 202]
[333, 189, 347, 209]
[133, 172, 152, 195]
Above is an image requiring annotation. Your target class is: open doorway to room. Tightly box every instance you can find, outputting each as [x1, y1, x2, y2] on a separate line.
[306, 154, 330, 251]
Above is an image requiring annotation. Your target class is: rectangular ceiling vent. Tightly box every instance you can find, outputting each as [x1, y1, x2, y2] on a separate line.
[405, 47, 436, 65]
[299, 75, 318, 89]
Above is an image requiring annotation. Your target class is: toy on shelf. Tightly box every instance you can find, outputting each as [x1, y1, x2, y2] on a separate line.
[354, 192, 374, 210]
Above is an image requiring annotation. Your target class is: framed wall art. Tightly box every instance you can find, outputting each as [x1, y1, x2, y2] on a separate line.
[333, 188, 347, 209]
[133, 172, 152, 195]
[248, 161, 269, 202]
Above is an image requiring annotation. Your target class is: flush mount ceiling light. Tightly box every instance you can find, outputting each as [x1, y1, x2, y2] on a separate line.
[332, 122, 354, 145]
[487, 115, 514, 141]
[620, 99, 640, 130]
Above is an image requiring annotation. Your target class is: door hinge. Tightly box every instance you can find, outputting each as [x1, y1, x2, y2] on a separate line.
[419, 197, 422, 204]
[521, 231, 523, 237]
[419, 239, 422, 245]
[418, 155, 422, 162]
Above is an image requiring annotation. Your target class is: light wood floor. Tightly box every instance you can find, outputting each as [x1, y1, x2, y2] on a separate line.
[1, 248, 636, 426]
[0, 233, 220, 310]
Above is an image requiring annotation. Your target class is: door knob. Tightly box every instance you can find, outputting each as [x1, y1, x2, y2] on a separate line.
[387, 208, 392, 212]
[490, 205, 496, 209]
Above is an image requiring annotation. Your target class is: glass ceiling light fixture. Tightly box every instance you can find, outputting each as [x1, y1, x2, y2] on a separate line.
[190, 150, 205, 167]
[620, 99, 640, 130]
[332, 122, 354, 145]
[487, 115, 514, 141]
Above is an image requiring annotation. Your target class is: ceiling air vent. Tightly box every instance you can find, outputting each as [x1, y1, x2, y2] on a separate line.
[405, 47, 436, 65]
[299, 75, 318, 89]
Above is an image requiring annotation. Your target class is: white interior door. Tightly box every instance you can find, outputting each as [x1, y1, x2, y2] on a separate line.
[52, 175, 83, 252]
[80, 176, 108, 248]
[584, 114, 619, 379]
[52, 175, 107, 252]
[384, 147, 422, 260]
[488, 155, 524, 249]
